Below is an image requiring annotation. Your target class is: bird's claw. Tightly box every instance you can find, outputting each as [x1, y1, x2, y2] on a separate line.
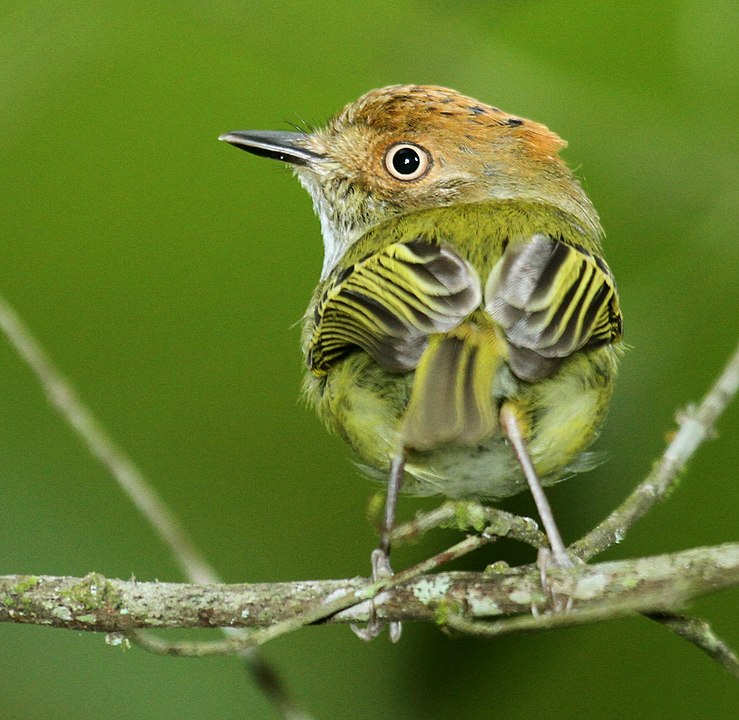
[350, 548, 402, 642]
[536, 547, 574, 613]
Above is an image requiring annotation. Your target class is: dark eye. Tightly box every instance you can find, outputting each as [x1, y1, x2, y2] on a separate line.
[384, 143, 431, 181]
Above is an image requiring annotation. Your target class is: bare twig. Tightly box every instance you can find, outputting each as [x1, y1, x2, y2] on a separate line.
[647, 613, 739, 680]
[0, 294, 216, 582]
[571, 340, 739, 562]
[0, 294, 312, 720]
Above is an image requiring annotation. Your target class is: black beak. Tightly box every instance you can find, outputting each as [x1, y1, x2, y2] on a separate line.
[218, 130, 320, 167]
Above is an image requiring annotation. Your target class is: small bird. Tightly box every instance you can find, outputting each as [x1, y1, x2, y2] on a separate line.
[221, 85, 623, 638]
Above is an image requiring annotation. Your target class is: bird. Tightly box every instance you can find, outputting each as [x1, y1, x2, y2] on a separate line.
[220, 84, 623, 639]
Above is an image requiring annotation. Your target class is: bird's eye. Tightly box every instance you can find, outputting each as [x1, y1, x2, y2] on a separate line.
[384, 143, 431, 181]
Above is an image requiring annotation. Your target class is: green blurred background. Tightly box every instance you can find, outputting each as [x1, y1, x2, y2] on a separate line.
[1, 1, 737, 718]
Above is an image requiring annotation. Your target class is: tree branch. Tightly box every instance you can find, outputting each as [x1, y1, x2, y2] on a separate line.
[2, 543, 737, 641]
[571, 340, 739, 562]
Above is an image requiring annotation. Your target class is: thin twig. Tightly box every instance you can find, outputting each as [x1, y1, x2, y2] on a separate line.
[0, 293, 312, 720]
[0, 294, 215, 583]
[390, 503, 459, 544]
[567, 343, 739, 673]
[570, 340, 739, 562]
[647, 613, 739, 680]
[391, 500, 546, 550]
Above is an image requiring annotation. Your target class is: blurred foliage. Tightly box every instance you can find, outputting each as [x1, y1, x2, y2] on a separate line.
[1, 1, 737, 718]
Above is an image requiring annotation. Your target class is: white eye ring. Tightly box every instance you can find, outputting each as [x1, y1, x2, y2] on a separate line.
[383, 143, 431, 181]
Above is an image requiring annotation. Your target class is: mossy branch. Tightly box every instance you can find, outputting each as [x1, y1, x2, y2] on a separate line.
[1, 542, 737, 642]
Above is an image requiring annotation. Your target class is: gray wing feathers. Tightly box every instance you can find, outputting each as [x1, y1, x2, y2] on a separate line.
[485, 234, 621, 382]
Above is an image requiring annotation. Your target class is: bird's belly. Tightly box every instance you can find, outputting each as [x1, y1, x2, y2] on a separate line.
[306, 346, 618, 500]
[403, 438, 524, 499]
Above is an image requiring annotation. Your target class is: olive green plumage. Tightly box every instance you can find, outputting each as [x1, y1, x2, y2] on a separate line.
[302, 199, 622, 499]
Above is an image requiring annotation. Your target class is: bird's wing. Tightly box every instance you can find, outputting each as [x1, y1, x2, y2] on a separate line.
[485, 234, 623, 381]
[307, 238, 481, 376]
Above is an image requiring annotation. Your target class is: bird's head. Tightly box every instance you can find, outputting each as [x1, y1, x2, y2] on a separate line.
[221, 84, 596, 279]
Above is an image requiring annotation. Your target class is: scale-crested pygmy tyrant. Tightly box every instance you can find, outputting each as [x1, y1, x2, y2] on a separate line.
[220, 85, 623, 637]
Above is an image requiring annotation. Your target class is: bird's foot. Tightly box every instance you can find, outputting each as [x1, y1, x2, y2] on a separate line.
[351, 548, 402, 642]
[535, 547, 574, 614]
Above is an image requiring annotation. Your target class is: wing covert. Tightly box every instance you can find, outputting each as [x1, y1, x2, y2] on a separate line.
[308, 239, 481, 375]
[485, 234, 623, 381]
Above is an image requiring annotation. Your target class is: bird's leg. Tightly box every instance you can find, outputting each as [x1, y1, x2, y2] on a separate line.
[352, 451, 405, 642]
[379, 452, 405, 561]
[499, 402, 572, 569]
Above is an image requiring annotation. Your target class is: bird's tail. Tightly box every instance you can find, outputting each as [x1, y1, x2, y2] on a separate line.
[401, 321, 504, 451]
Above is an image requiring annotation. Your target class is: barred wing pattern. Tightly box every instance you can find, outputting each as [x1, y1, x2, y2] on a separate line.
[485, 234, 623, 381]
[308, 239, 481, 376]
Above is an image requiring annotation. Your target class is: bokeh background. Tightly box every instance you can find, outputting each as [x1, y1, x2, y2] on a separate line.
[1, 1, 737, 718]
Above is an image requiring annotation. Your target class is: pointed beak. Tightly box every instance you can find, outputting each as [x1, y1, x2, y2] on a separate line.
[218, 130, 321, 167]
